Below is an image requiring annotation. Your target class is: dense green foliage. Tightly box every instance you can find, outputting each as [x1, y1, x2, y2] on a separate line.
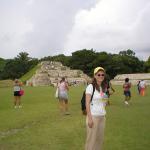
[0, 49, 150, 80]
[0, 85, 150, 150]
[0, 58, 6, 75]
[40, 49, 149, 78]
[0, 52, 39, 80]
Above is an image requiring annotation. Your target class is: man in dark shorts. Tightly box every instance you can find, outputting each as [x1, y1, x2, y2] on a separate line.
[123, 78, 131, 105]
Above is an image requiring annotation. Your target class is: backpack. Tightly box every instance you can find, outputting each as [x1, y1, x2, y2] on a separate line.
[81, 84, 95, 115]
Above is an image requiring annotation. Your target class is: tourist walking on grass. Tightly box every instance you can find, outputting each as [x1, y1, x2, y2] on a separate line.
[58, 77, 70, 115]
[139, 80, 146, 96]
[123, 78, 131, 106]
[104, 77, 115, 105]
[85, 67, 107, 150]
[137, 80, 141, 94]
[13, 79, 23, 108]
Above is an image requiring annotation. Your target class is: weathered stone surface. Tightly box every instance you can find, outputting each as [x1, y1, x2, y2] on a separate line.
[111, 73, 150, 85]
[26, 61, 91, 86]
[114, 73, 150, 80]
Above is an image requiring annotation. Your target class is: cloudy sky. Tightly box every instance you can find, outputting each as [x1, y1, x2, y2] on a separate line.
[0, 0, 150, 60]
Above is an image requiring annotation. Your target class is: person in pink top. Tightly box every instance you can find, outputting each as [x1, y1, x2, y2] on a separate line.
[58, 77, 70, 115]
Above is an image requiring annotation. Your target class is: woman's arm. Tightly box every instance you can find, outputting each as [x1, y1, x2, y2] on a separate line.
[86, 94, 93, 128]
[65, 82, 69, 91]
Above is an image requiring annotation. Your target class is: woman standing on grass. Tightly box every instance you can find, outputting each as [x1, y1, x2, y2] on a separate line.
[85, 67, 107, 150]
[139, 80, 146, 96]
[13, 79, 22, 108]
[58, 77, 70, 115]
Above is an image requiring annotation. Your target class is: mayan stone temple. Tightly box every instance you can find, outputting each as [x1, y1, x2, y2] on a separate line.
[26, 61, 91, 86]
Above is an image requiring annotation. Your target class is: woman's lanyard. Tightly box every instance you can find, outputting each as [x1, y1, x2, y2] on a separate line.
[100, 86, 104, 97]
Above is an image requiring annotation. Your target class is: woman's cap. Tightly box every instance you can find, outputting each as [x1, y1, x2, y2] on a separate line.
[94, 67, 105, 74]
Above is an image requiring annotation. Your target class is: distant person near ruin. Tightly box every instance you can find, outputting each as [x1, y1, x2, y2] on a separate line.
[13, 79, 24, 108]
[123, 78, 131, 106]
[139, 80, 146, 96]
[57, 77, 70, 115]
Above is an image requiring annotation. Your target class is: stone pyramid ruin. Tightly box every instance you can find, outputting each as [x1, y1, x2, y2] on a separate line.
[26, 61, 91, 86]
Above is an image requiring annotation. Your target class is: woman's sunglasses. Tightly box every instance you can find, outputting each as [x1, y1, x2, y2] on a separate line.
[97, 74, 105, 77]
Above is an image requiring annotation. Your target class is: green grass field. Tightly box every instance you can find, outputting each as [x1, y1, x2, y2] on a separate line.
[0, 85, 150, 150]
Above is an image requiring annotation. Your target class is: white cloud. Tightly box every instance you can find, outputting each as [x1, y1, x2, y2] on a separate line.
[0, 0, 96, 58]
[0, 0, 149, 60]
[26, 0, 35, 6]
[64, 0, 150, 60]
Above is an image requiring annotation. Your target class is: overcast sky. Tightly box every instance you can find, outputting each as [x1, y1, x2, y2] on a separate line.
[0, 0, 150, 60]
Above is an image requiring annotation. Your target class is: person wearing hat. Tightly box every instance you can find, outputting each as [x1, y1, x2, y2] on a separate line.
[85, 67, 107, 150]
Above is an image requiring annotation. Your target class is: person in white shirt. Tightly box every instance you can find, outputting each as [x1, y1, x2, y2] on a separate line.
[139, 80, 146, 96]
[85, 67, 107, 150]
[13, 79, 22, 108]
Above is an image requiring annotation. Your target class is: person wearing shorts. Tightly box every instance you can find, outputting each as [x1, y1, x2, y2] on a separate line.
[123, 78, 131, 105]
[13, 79, 22, 108]
[58, 77, 70, 115]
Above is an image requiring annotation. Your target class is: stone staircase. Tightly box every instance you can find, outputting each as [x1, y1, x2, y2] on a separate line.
[26, 61, 91, 86]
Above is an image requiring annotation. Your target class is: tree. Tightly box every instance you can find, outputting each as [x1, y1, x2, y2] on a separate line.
[144, 56, 150, 72]
[119, 49, 135, 56]
[0, 58, 6, 79]
[1, 52, 39, 80]
[0, 58, 6, 72]
[69, 49, 97, 75]
[15, 52, 31, 76]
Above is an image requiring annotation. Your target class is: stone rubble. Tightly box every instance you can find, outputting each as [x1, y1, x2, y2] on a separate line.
[26, 61, 150, 86]
[26, 61, 91, 86]
[111, 73, 150, 85]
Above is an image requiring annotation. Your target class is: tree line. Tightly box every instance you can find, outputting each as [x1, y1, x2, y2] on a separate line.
[0, 49, 150, 80]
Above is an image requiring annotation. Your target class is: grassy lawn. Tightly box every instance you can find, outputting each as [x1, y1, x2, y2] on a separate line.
[0, 85, 150, 150]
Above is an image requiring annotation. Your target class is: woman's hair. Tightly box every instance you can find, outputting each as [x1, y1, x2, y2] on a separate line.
[125, 78, 129, 82]
[60, 77, 65, 83]
[92, 76, 106, 92]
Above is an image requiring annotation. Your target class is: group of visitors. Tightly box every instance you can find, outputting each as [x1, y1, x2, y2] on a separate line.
[13, 65, 147, 150]
[123, 78, 147, 106]
[53, 67, 112, 150]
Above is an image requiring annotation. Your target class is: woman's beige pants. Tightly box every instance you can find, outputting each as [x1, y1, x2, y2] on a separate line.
[85, 116, 106, 150]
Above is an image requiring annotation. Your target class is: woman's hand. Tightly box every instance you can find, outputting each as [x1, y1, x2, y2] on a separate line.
[88, 117, 94, 128]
